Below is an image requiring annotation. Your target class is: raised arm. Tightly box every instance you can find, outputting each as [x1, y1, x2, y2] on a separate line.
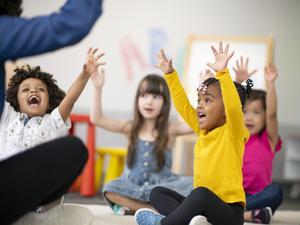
[233, 56, 257, 84]
[0, 0, 102, 61]
[207, 42, 245, 135]
[89, 66, 131, 134]
[59, 48, 105, 122]
[265, 64, 279, 151]
[155, 49, 199, 133]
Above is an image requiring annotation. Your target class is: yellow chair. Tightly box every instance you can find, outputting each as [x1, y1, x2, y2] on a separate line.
[94, 147, 127, 191]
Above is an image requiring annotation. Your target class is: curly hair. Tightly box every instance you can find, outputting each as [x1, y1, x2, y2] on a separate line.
[6, 65, 65, 113]
[0, 0, 22, 16]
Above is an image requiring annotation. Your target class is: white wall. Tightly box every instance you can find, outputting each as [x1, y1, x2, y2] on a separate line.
[16, 0, 300, 128]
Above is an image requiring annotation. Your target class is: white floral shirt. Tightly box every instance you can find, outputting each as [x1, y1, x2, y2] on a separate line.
[0, 102, 71, 161]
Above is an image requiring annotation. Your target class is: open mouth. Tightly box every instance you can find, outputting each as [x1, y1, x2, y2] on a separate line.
[246, 124, 254, 129]
[198, 112, 206, 119]
[27, 95, 40, 106]
[144, 108, 153, 112]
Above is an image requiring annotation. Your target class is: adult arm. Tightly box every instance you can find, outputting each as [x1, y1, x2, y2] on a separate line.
[0, 0, 102, 61]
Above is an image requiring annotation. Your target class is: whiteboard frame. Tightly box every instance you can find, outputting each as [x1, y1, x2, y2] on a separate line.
[182, 35, 273, 107]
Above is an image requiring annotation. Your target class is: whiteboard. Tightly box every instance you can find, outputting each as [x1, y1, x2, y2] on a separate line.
[183, 35, 273, 107]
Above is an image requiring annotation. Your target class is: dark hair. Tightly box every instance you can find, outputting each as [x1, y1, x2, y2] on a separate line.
[6, 65, 65, 113]
[0, 0, 22, 16]
[127, 74, 171, 171]
[201, 77, 252, 108]
[246, 89, 266, 110]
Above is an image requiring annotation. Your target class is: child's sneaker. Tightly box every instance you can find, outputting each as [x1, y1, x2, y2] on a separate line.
[189, 215, 212, 225]
[112, 204, 130, 215]
[251, 207, 273, 224]
[135, 208, 164, 225]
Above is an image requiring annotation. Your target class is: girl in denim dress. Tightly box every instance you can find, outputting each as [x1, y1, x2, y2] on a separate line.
[90, 68, 193, 215]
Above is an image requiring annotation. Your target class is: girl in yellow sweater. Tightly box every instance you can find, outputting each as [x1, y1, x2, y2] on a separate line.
[134, 42, 252, 225]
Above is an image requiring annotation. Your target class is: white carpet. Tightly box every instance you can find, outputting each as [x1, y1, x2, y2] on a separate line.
[13, 204, 300, 225]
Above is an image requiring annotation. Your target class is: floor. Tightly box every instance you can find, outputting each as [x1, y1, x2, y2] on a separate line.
[13, 183, 300, 225]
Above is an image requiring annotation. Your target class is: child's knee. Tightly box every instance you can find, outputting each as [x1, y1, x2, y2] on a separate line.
[190, 187, 212, 203]
[150, 186, 166, 202]
[272, 184, 283, 204]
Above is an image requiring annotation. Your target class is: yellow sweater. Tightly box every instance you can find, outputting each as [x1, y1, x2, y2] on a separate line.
[165, 69, 249, 207]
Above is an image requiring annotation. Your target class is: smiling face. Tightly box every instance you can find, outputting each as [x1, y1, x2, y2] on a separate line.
[17, 78, 49, 117]
[243, 99, 266, 135]
[197, 83, 226, 131]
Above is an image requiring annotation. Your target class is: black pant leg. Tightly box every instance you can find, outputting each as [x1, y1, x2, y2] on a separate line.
[161, 187, 244, 225]
[0, 136, 87, 225]
[150, 186, 186, 216]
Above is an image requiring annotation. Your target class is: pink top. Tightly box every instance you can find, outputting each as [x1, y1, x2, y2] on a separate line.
[242, 129, 282, 195]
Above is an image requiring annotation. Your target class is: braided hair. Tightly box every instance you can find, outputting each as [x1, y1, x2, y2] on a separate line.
[199, 77, 253, 108]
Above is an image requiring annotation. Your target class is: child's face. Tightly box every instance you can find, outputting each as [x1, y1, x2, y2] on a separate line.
[243, 100, 266, 135]
[138, 92, 164, 121]
[197, 84, 226, 131]
[17, 78, 49, 118]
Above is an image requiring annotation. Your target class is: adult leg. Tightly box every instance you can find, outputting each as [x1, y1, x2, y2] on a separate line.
[0, 136, 87, 225]
[161, 187, 243, 225]
[246, 183, 283, 213]
[149, 186, 186, 216]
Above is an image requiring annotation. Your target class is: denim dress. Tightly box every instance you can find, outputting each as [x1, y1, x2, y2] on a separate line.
[102, 138, 193, 205]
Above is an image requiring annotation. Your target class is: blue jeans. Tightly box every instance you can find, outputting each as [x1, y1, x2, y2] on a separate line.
[246, 183, 283, 213]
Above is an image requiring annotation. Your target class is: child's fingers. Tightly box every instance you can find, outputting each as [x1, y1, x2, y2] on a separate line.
[211, 46, 218, 57]
[227, 51, 234, 60]
[240, 56, 244, 67]
[87, 47, 92, 54]
[160, 49, 167, 61]
[206, 63, 214, 70]
[96, 62, 106, 67]
[236, 60, 240, 69]
[91, 48, 98, 55]
[219, 42, 224, 54]
[224, 43, 229, 55]
[245, 57, 249, 68]
[95, 52, 105, 60]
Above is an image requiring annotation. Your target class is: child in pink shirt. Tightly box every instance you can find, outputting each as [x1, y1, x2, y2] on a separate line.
[234, 58, 283, 224]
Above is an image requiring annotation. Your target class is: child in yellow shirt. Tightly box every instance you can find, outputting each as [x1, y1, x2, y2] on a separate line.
[134, 42, 251, 225]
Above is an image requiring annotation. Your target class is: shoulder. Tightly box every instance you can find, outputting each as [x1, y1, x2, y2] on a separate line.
[49, 107, 71, 130]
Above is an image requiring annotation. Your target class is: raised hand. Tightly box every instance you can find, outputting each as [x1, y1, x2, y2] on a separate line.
[91, 67, 105, 89]
[207, 42, 234, 72]
[233, 56, 257, 83]
[155, 49, 174, 74]
[83, 47, 105, 76]
[264, 63, 278, 83]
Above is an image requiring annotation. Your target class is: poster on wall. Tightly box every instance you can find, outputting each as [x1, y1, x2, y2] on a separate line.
[183, 35, 273, 107]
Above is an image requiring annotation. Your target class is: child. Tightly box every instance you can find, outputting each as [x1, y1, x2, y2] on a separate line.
[89, 67, 193, 214]
[233, 57, 283, 224]
[135, 42, 251, 225]
[1, 47, 104, 161]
